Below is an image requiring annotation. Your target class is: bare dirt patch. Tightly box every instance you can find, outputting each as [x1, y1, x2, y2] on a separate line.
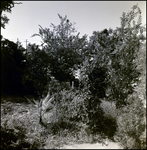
[60, 141, 123, 149]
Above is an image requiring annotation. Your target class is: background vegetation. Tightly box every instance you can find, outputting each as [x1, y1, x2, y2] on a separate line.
[1, 2, 146, 149]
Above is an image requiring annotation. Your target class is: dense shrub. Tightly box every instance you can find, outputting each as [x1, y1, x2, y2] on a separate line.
[88, 66, 108, 99]
[48, 78, 71, 96]
[50, 89, 87, 124]
[45, 86, 117, 139]
[114, 40, 146, 149]
[115, 93, 146, 149]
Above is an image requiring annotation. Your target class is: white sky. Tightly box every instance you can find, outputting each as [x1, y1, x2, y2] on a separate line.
[1, 1, 146, 48]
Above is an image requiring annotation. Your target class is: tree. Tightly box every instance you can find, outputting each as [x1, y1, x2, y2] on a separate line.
[77, 4, 145, 137]
[79, 28, 112, 111]
[1, 38, 25, 95]
[0, 1, 21, 29]
[22, 43, 51, 97]
[107, 4, 144, 108]
[32, 14, 87, 82]
[81, 4, 145, 109]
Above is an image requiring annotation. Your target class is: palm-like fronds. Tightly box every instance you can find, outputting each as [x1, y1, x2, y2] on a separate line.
[24, 92, 55, 124]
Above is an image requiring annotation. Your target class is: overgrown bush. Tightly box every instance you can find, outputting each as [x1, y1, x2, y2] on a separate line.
[48, 78, 71, 96]
[49, 87, 117, 139]
[45, 89, 87, 127]
[114, 92, 146, 149]
[77, 4, 145, 141]
[88, 66, 108, 99]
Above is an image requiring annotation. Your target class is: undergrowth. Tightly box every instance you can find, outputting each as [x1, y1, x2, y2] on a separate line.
[1, 95, 115, 149]
[1, 99, 48, 149]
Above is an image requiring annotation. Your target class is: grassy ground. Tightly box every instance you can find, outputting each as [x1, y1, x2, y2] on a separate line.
[1, 83, 145, 149]
[1, 96, 112, 149]
[1, 96, 46, 149]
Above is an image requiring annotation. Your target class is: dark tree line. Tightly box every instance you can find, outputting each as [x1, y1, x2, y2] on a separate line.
[1, 39, 25, 95]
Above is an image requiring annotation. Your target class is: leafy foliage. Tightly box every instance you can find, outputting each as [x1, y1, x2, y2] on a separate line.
[54, 89, 87, 122]
[32, 14, 87, 82]
[0, 1, 21, 29]
[1, 126, 28, 149]
[115, 92, 146, 149]
[77, 4, 145, 140]
[114, 38, 146, 149]
[1, 1, 14, 29]
[22, 43, 51, 97]
[80, 4, 144, 109]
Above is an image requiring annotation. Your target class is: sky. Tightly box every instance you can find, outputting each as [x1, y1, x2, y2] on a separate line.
[1, 1, 146, 48]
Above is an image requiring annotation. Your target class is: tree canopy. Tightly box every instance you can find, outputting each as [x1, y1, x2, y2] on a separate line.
[32, 14, 87, 82]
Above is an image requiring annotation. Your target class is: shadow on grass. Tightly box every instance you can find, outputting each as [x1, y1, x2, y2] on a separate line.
[88, 110, 118, 141]
[1, 126, 39, 150]
[1, 95, 31, 104]
[44, 120, 78, 135]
